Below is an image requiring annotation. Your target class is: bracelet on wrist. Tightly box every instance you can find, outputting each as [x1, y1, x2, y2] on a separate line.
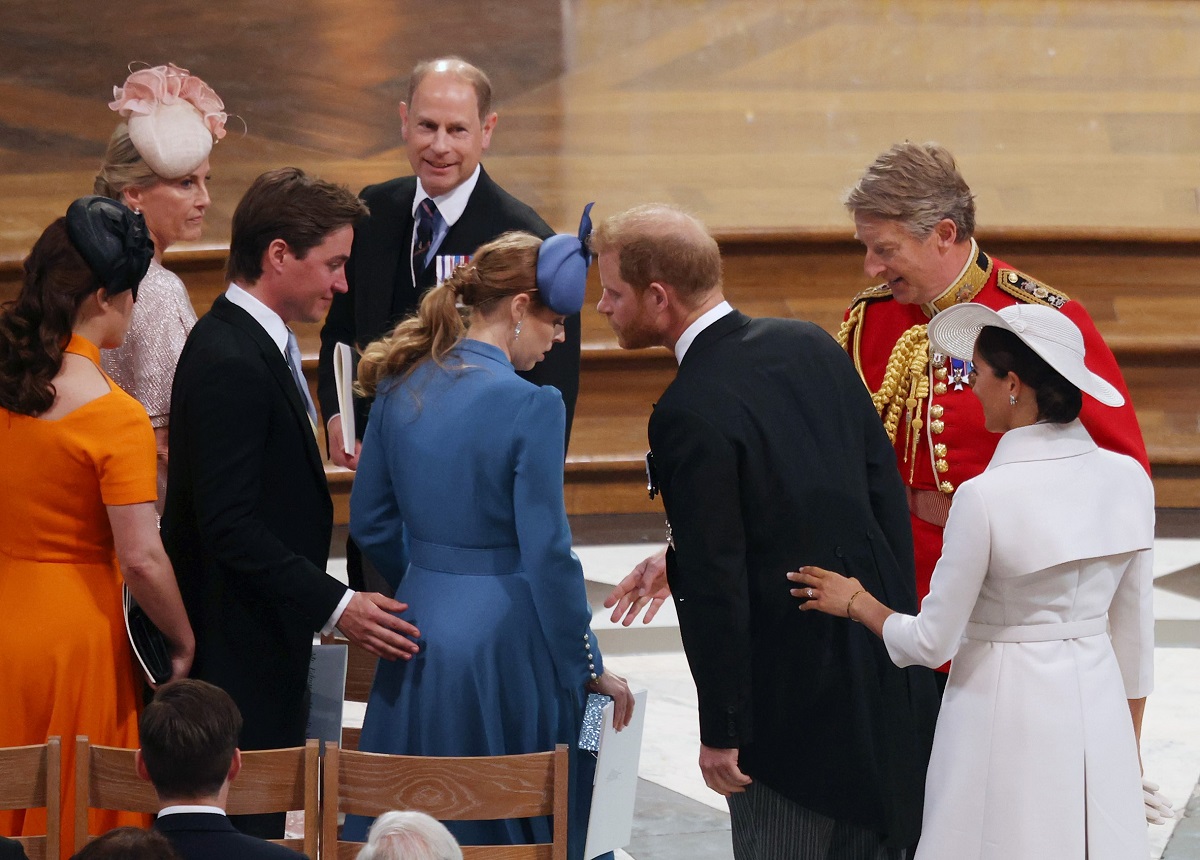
[845, 589, 866, 621]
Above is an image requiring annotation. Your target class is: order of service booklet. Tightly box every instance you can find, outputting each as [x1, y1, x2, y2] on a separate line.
[333, 342, 355, 456]
[584, 688, 649, 860]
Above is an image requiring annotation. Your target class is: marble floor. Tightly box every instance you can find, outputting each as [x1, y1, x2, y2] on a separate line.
[329, 516, 1200, 859]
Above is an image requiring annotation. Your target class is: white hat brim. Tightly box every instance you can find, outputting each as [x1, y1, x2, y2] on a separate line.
[927, 303, 1125, 408]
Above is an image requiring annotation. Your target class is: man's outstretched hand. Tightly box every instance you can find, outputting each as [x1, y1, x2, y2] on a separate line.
[603, 547, 671, 626]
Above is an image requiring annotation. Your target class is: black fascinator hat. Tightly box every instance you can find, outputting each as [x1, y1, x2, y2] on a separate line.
[65, 196, 154, 299]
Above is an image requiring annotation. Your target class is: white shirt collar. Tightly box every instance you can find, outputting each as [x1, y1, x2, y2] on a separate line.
[225, 282, 289, 356]
[157, 804, 226, 818]
[413, 164, 481, 227]
[675, 301, 734, 364]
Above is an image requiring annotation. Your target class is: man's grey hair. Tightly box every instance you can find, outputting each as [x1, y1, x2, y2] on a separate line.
[356, 811, 463, 860]
[844, 141, 976, 241]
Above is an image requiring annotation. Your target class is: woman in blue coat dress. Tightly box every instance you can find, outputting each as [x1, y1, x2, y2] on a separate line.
[343, 214, 634, 860]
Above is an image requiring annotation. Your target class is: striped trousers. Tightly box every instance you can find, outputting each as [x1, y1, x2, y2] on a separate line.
[727, 780, 905, 860]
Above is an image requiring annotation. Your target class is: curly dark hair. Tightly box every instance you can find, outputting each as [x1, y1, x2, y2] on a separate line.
[0, 219, 102, 416]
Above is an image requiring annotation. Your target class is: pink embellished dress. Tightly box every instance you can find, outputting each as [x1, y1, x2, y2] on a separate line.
[101, 259, 197, 509]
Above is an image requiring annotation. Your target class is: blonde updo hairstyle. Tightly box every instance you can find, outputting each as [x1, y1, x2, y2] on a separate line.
[93, 123, 160, 201]
[356, 231, 544, 396]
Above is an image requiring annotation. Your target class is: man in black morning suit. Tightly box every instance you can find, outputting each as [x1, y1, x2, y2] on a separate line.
[318, 57, 571, 594]
[593, 205, 939, 860]
[141, 680, 304, 860]
[162, 168, 419, 838]
[318, 56, 574, 465]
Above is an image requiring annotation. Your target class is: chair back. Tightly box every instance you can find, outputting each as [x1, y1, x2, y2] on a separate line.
[0, 738, 61, 860]
[75, 736, 319, 857]
[319, 634, 377, 750]
[321, 743, 569, 860]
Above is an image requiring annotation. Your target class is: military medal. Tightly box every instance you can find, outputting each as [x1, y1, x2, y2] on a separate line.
[950, 357, 973, 391]
[435, 254, 471, 285]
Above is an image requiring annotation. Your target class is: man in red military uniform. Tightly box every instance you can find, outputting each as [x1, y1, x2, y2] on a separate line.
[840, 142, 1149, 655]
[601, 144, 1149, 661]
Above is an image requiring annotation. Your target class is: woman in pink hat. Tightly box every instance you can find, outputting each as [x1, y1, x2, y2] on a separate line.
[94, 63, 227, 512]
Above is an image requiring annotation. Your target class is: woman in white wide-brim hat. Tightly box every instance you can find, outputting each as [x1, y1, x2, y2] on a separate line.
[789, 303, 1166, 859]
[94, 63, 227, 512]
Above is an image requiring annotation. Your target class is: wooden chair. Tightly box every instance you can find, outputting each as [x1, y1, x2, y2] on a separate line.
[321, 743, 569, 860]
[319, 634, 378, 750]
[74, 736, 319, 857]
[0, 738, 61, 860]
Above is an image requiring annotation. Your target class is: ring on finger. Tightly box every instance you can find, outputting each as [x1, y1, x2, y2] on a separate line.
[806, 587, 814, 598]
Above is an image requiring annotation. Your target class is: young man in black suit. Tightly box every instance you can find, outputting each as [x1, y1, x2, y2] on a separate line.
[162, 168, 420, 837]
[140, 680, 300, 860]
[592, 205, 939, 859]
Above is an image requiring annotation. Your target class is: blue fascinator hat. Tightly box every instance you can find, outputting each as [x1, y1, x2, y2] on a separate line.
[535, 202, 594, 315]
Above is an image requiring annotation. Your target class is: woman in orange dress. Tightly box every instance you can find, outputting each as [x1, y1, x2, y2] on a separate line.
[0, 198, 194, 858]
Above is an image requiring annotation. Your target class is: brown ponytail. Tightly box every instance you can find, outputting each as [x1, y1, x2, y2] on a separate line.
[355, 230, 543, 396]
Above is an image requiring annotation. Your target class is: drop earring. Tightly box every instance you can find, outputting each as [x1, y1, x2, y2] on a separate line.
[514, 319, 523, 340]
[1009, 394, 1017, 406]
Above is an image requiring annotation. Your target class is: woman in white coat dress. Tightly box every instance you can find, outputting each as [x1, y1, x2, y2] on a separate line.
[789, 303, 1156, 860]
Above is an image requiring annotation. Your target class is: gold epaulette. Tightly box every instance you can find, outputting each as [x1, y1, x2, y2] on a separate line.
[848, 282, 893, 307]
[996, 268, 1070, 309]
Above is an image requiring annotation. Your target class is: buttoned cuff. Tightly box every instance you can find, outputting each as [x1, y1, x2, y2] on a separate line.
[585, 629, 603, 681]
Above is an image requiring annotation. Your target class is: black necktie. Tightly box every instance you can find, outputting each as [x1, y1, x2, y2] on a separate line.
[413, 198, 439, 270]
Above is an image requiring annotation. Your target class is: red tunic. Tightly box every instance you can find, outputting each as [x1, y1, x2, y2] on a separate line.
[842, 244, 1149, 610]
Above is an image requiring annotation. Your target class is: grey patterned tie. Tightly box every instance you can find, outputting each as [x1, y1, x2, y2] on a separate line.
[285, 328, 319, 429]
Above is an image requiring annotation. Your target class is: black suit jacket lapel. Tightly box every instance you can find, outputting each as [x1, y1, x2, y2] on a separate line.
[360, 181, 418, 336]
[444, 167, 502, 250]
[209, 296, 326, 484]
[677, 310, 750, 372]
[653, 310, 750, 432]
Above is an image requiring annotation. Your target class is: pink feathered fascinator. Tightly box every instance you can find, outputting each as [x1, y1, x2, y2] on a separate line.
[109, 63, 227, 179]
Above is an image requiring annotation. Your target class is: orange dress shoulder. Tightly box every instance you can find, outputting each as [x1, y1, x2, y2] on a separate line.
[0, 335, 156, 857]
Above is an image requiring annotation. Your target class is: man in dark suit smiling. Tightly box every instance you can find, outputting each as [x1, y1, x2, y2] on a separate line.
[318, 57, 574, 595]
[162, 168, 419, 837]
[593, 204, 939, 860]
[318, 56, 575, 468]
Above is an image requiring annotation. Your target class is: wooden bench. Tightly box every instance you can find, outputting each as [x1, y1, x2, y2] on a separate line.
[5, 229, 1198, 513]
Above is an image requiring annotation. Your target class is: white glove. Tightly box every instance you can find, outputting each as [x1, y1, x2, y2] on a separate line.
[1143, 777, 1175, 825]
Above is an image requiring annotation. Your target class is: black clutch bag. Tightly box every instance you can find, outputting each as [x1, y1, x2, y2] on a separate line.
[122, 585, 173, 686]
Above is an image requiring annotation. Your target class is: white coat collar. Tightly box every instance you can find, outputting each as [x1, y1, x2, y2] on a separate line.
[986, 420, 1096, 470]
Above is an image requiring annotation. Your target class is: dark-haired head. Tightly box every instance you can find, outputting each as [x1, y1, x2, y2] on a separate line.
[225, 167, 367, 285]
[70, 828, 180, 860]
[138, 679, 243, 801]
[1, 220, 102, 415]
[976, 325, 1082, 424]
